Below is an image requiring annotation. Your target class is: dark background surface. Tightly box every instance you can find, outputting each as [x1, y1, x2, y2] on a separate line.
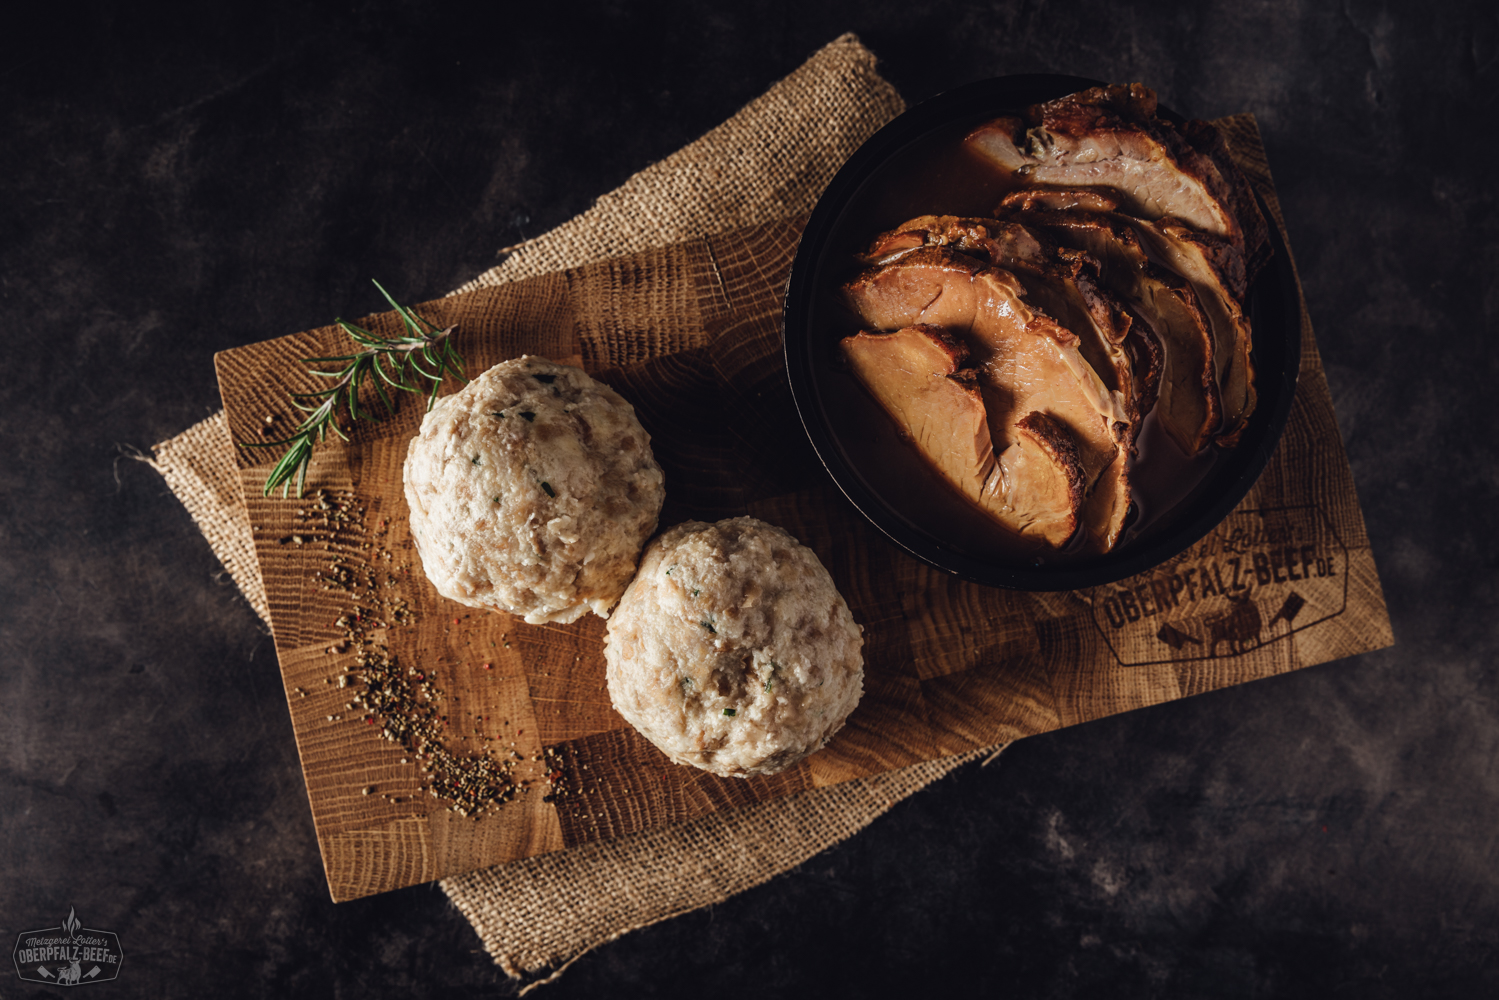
[3, 1, 1496, 996]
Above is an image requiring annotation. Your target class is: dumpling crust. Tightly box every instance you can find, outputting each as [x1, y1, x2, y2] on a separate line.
[403, 356, 665, 624]
[605, 517, 865, 778]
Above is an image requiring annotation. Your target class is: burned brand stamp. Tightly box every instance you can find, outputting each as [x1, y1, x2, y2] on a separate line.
[1087, 506, 1349, 666]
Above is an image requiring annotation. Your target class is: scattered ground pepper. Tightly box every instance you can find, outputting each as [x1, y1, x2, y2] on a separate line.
[298, 488, 523, 819]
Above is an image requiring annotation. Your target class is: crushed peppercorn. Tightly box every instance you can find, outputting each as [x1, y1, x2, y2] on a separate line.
[298, 488, 524, 819]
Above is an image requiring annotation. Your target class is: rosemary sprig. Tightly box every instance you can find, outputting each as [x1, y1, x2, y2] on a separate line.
[247, 280, 466, 497]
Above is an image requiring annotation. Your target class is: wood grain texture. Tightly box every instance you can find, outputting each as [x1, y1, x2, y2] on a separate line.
[216, 129, 1392, 900]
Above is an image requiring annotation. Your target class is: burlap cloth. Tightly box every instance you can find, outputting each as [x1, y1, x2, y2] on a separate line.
[151, 35, 997, 983]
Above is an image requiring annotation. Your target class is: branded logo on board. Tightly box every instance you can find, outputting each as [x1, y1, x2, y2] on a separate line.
[12, 907, 123, 986]
[1088, 506, 1349, 667]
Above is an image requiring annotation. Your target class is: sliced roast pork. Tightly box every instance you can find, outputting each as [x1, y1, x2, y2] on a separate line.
[1007, 410, 1089, 547]
[859, 215, 1142, 440]
[839, 326, 1088, 547]
[1131, 219, 1256, 444]
[1000, 186, 1126, 214]
[999, 186, 1247, 298]
[841, 246, 988, 331]
[998, 189, 1257, 445]
[842, 253, 1131, 551]
[966, 84, 1269, 271]
[1178, 117, 1272, 282]
[832, 82, 1271, 557]
[838, 325, 998, 507]
[1004, 207, 1222, 457]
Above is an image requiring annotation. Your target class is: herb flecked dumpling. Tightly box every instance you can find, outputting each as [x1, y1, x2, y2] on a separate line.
[403, 356, 665, 624]
[605, 517, 865, 777]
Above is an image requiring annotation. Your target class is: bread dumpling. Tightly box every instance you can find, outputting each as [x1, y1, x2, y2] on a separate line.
[403, 356, 665, 624]
[605, 518, 864, 777]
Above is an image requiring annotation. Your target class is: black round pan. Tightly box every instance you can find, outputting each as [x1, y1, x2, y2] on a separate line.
[782, 74, 1302, 591]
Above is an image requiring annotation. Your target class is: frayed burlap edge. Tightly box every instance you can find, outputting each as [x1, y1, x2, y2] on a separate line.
[149, 411, 270, 626]
[451, 748, 1001, 992]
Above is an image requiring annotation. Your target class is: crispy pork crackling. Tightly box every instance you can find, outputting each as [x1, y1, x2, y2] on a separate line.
[403, 357, 665, 624]
[605, 518, 865, 777]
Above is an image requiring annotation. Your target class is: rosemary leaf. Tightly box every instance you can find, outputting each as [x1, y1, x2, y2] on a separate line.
[242, 282, 465, 497]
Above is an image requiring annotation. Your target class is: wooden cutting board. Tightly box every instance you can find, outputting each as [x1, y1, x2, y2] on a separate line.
[216, 122, 1393, 901]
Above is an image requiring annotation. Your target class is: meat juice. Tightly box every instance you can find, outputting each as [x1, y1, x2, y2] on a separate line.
[814, 119, 1228, 567]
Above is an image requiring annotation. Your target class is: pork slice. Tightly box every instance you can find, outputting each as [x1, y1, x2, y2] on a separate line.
[1131, 219, 1256, 443]
[839, 325, 998, 507]
[841, 246, 986, 331]
[999, 196, 1255, 443]
[858, 216, 1139, 440]
[1119, 302, 1164, 430]
[967, 84, 1251, 251]
[1003, 185, 1249, 298]
[998, 186, 1122, 213]
[1081, 445, 1131, 554]
[965, 116, 1031, 172]
[1135, 216, 1246, 299]
[1179, 118, 1273, 282]
[1009, 208, 1221, 457]
[839, 326, 1089, 548]
[857, 214, 1041, 270]
[1019, 243, 1137, 432]
[858, 227, 930, 267]
[982, 230, 1139, 441]
[843, 255, 1128, 551]
[965, 269, 1129, 552]
[1007, 411, 1088, 548]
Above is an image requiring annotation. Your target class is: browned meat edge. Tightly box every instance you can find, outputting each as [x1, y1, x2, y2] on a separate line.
[1015, 410, 1088, 519]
